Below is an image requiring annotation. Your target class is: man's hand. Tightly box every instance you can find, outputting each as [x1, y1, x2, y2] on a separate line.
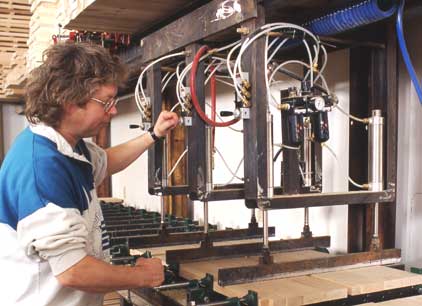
[135, 257, 165, 287]
[153, 111, 179, 138]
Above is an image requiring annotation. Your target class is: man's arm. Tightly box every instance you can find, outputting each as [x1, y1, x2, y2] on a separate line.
[105, 111, 179, 176]
[56, 256, 164, 293]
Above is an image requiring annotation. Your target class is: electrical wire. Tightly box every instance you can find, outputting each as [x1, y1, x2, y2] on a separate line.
[167, 147, 188, 178]
[348, 176, 365, 189]
[321, 142, 338, 161]
[215, 78, 236, 88]
[135, 51, 186, 116]
[274, 143, 300, 150]
[321, 142, 368, 190]
[232, 23, 319, 102]
[225, 156, 244, 185]
[334, 104, 368, 124]
[162, 71, 176, 92]
[214, 147, 243, 182]
[273, 147, 283, 162]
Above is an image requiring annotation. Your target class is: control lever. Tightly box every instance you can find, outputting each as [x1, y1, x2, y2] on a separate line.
[220, 111, 234, 117]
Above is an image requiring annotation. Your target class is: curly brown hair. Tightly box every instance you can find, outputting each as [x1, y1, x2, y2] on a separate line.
[25, 42, 127, 127]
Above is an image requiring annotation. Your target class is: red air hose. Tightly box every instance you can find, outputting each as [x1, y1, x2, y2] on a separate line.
[190, 45, 239, 127]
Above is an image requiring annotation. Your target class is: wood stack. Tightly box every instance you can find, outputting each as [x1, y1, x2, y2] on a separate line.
[0, 0, 30, 103]
[27, 0, 58, 72]
[3, 51, 26, 98]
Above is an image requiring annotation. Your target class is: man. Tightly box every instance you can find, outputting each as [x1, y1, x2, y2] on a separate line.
[0, 42, 179, 306]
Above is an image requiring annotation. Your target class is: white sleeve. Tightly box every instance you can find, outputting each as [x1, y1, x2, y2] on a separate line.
[85, 140, 108, 186]
[17, 203, 88, 275]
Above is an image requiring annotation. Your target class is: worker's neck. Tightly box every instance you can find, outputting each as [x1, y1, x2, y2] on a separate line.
[55, 125, 80, 148]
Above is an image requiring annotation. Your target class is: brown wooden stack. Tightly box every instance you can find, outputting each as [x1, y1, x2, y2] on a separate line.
[0, 0, 30, 103]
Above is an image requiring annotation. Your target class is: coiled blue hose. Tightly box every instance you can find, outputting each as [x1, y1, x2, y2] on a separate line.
[396, 0, 422, 105]
[305, 0, 397, 36]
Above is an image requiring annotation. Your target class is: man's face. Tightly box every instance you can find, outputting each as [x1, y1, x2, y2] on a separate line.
[73, 83, 118, 138]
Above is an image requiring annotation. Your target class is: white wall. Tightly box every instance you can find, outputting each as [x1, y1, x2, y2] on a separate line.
[110, 99, 161, 211]
[192, 49, 350, 254]
[395, 9, 422, 267]
[111, 49, 351, 254]
[1, 105, 27, 153]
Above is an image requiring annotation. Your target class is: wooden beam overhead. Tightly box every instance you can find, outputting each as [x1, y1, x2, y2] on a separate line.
[64, 0, 213, 34]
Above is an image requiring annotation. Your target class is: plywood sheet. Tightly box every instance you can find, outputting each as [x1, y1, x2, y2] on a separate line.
[312, 266, 422, 296]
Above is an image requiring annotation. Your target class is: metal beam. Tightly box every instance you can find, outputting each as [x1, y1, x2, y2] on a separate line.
[112, 227, 275, 249]
[244, 190, 395, 209]
[218, 248, 401, 286]
[147, 63, 164, 195]
[166, 236, 330, 263]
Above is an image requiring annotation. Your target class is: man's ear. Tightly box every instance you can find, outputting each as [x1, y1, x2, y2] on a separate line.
[63, 102, 81, 115]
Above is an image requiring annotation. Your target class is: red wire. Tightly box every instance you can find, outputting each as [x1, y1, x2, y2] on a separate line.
[190, 46, 240, 127]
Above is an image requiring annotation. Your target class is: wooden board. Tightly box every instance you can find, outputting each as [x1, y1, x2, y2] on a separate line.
[99, 197, 124, 204]
[64, 0, 211, 34]
[179, 250, 349, 306]
[357, 294, 422, 305]
[312, 266, 422, 296]
[103, 291, 120, 306]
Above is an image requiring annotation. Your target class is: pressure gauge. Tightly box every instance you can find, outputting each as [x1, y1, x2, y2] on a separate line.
[313, 96, 325, 111]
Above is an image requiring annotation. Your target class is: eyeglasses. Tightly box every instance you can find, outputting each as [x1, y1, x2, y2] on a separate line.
[90, 96, 118, 113]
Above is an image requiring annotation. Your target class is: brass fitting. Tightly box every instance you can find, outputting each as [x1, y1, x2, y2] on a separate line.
[237, 27, 250, 35]
[241, 79, 251, 90]
[267, 31, 283, 37]
[278, 103, 290, 111]
[241, 96, 251, 108]
[241, 87, 251, 99]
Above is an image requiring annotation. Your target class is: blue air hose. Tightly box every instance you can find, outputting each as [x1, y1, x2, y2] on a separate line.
[396, 0, 422, 105]
[305, 0, 397, 36]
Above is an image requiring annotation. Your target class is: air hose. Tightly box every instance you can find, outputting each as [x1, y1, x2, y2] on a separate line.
[190, 45, 240, 127]
[306, 0, 421, 105]
[305, 0, 397, 36]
